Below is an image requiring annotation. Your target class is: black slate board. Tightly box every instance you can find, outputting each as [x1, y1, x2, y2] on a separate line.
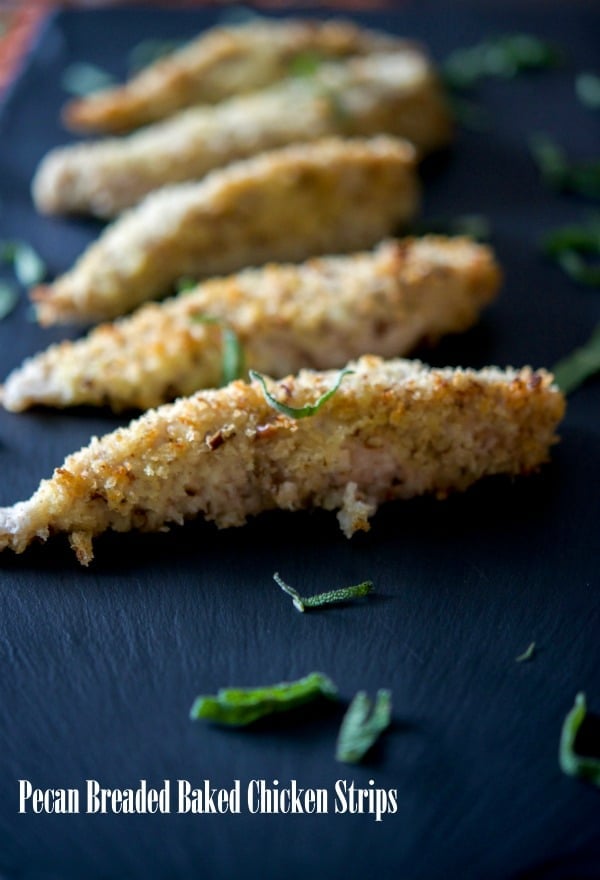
[0, 4, 599, 879]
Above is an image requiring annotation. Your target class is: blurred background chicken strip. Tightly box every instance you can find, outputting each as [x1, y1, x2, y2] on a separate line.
[62, 18, 410, 134]
[36, 52, 451, 218]
[31, 137, 419, 326]
[3, 237, 499, 412]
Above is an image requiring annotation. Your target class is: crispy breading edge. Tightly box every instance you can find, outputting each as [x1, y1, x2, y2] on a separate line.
[0, 357, 565, 565]
[1, 236, 501, 413]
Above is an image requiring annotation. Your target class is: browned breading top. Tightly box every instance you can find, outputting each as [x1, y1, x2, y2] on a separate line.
[2, 237, 500, 413]
[0, 356, 565, 565]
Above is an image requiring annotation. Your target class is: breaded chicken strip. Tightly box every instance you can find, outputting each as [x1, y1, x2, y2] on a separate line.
[0, 355, 564, 566]
[3, 237, 499, 413]
[31, 137, 419, 326]
[62, 18, 406, 134]
[36, 53, 451, 217]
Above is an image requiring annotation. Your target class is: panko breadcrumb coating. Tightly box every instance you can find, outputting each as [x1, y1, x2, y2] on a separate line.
[2, 237, 500, 413]
[0, 355, 565, 566]
[35, 52, 451, 217]
[31, 137, 419, 326]
[62, 18, 408, 134]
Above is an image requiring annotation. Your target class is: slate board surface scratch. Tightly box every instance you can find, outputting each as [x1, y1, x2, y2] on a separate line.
[0, 3, 599, 879]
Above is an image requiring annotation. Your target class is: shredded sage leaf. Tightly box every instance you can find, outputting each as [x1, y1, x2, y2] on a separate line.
[559, 693, 600, 786]
[515, 642, 536, 663]
[250, 368, 353, 419]
[576, 72, 600, 110]
[551, 324, 600, 394]
[0, 240, 47, 287]
[0, 280, 19, 321]
[530, 133, 600, 199]
[409, 213, 491, 241]
[336, 690, 392, 764]
[191, 314, 245, 385]
[128, 39, 184, 74]
[12, 243, 46, 286]
[287, 55, 348, 122]
[176, 276, 197, 293]
[220, 326, 245, 386]
[542, 216, 600, 286]
[190, 672, 338, 726]
[442, 34, 561, 90]
[273, 572, 373, 613]
[61, 62, 116, 97]
[446, 94, 491, 131]
[215, 5, 262, 27]
[289, 51, 323, 78]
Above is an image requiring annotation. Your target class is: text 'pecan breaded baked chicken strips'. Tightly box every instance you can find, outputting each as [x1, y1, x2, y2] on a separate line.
[2, 237, 500, 413]
[31, 137, 420, 326]
[0, 356, 565, 566]
[62, 18, 408, 134]
[35, 53, 451, 218]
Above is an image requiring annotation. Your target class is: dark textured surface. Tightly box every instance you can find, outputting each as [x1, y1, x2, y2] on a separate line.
[0, 4, 599, 879]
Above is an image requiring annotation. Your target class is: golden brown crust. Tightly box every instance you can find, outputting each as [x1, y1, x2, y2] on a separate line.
[62, 18, 409, 134]
[35, 52, 451, 217]
[3, 237, 500, 412]
[30, 137, 420, 326]
[0, 356, 565, 565]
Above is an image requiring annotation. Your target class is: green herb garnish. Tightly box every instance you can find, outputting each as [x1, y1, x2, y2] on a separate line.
[190, 672, 338, 727]
[530, 133, 600, 199]
[176, 277, 197, 293]
[0, 280, 18, 321]
[515, 642, 536, 663]
[61, 62, 117, 97]
[220, 326, 245, 386]
[273, 572, 373, 613]
[542, 216, 600, 286]
[551, 323, 600, 394]
[192, 314, 245, 385]
[409, 213, 491, 241]
[446, 94, 491, 132]
[0, 239, 47, 293]
[442, 34, 561, 90]
[576, 72, 600, 110]
[215, 5, 262, 27]
[336, 690, 392, 764]
[289, 51, 323, 78]
[128, 39, 184, 74]
[559, 693, 600, 786]
[250, 368, 353, 419]
[1, 241, 46, 286]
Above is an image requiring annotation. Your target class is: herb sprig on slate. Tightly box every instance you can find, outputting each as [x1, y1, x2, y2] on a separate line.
[61, 62, 117, 96]
[541, 215, 600, 287]
[551, 324, 600, 394]
[336, 690, 392, 763]
[442, 34, 561, 90]
[0, 281, 18, 321]
[274, 572, 373, 612]
[0, 240, 47, 321]
[559, 693, 600, 786]
[515, 642, 536, 663]
[530, 134, 600, 200]
[190, 672, 338, 726]
[576, 72, 600, 110]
